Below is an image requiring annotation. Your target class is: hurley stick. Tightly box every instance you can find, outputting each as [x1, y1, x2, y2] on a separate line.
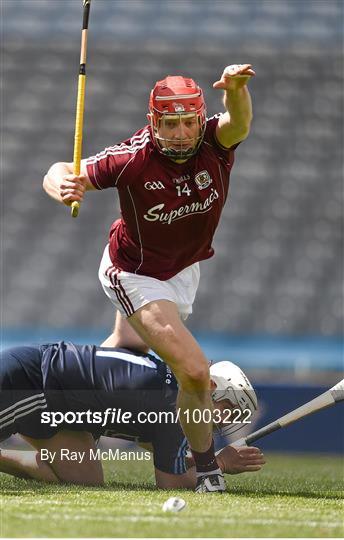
[71, 0, 91, 218]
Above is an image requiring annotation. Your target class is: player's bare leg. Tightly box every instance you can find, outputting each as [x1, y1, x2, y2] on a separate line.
[128, 299, 225, 491]
[128, 300, 213, 451]
[101, 310, 150, 353]
[20, 431, 104, 485]
[0, 444, 58, 483]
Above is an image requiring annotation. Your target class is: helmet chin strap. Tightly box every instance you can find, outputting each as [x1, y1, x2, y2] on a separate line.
[157, 130, 204, 160]
[161, 146, 195, 160]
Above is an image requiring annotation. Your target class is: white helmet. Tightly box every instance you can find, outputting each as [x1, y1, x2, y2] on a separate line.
[209, 361, 258, 437]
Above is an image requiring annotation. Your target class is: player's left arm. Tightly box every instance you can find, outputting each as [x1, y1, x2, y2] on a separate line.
[153, 444, 266, 490]
[213, 64, 255, 148]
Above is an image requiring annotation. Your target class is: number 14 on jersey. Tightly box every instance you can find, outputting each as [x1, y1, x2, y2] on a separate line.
[176, 184, 191, 197]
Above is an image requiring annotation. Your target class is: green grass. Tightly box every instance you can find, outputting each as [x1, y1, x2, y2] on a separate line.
[1, 453, 343, 538]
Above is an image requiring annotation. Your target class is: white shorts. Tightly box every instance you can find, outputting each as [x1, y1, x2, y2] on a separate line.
[98, 244, 200, 319]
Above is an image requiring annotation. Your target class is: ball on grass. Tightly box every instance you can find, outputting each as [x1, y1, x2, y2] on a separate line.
[162, 497, 186, 513]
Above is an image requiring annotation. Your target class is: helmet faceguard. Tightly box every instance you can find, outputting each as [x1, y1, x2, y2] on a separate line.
[209, 361, 258, 438]
[149, 75, 206, 160]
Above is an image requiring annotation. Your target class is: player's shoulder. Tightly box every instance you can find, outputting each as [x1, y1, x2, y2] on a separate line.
[203, 113, 240, 155]
[95, 346, 158, 361]
[100, 348, 178, 389]
[40, 341, 96, 371]
[86, 125, 153, 169]
[201, 113, 221, 147]
[206, 113, 222, 126]
[108, 125, 153, 158]
[204, 113, 221, 138]
[94, 347, 164, 374]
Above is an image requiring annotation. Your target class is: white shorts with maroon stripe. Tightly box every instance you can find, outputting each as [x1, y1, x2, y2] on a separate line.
[99, 244, 200, 319]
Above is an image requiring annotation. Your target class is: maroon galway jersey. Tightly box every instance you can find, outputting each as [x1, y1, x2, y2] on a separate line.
[86, 115, 240, 280]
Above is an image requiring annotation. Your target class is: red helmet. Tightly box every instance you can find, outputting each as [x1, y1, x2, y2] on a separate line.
[149, 75, 206, 160]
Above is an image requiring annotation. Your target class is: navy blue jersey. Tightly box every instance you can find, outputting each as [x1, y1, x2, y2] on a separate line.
[0, 342, 187, 474]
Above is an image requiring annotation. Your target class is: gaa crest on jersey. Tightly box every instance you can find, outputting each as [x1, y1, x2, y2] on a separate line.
[144, 181, 165, 190]
[194, 170, 212, 190]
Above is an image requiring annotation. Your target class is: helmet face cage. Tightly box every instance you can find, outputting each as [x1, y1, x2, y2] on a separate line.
[151, 109, 206, 160]
[149, 75, 206, 160]
[209, 361, 258, 439]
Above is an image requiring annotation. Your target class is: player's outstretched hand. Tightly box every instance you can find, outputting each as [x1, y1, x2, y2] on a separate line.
[213, 64, 255, 91]
[217, 444, 266, 475]
[60, 174, 87, 206]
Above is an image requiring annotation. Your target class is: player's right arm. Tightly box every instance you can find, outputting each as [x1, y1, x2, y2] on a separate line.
[43, 160, 96, 206]
[216, 445, 265, 474]
[44, 128, 150, 205]
[185, 444, 265, 475]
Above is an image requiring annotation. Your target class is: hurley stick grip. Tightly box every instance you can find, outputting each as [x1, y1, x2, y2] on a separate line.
[71, 73, 86, 218]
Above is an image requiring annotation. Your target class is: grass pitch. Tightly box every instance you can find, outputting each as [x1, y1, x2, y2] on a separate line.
[1, 453, 343, 538]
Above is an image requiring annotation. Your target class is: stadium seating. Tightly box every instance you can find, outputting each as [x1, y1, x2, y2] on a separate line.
[2, 0, 342, 338]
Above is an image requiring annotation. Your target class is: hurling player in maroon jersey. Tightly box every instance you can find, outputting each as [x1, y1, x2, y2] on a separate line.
[43, 64, 255, 493]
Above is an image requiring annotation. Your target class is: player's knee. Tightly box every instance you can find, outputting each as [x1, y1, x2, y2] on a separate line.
[177, 362, 210, 391]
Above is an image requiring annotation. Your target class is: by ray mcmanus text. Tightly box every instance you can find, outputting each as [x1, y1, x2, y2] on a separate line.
[40, 448, 152, 465]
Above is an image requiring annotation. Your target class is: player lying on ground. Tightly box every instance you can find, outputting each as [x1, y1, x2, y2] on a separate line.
[43, 64, 255, 492]
[0, 341, 265, 489]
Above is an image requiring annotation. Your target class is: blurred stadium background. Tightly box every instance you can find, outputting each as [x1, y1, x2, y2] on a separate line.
[1, 0, 343, 452]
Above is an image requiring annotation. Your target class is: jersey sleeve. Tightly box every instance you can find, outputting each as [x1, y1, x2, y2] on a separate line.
[205, 114, 241, 160]
[86, 128, 151, 190]
[151, 419, 188, 474]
